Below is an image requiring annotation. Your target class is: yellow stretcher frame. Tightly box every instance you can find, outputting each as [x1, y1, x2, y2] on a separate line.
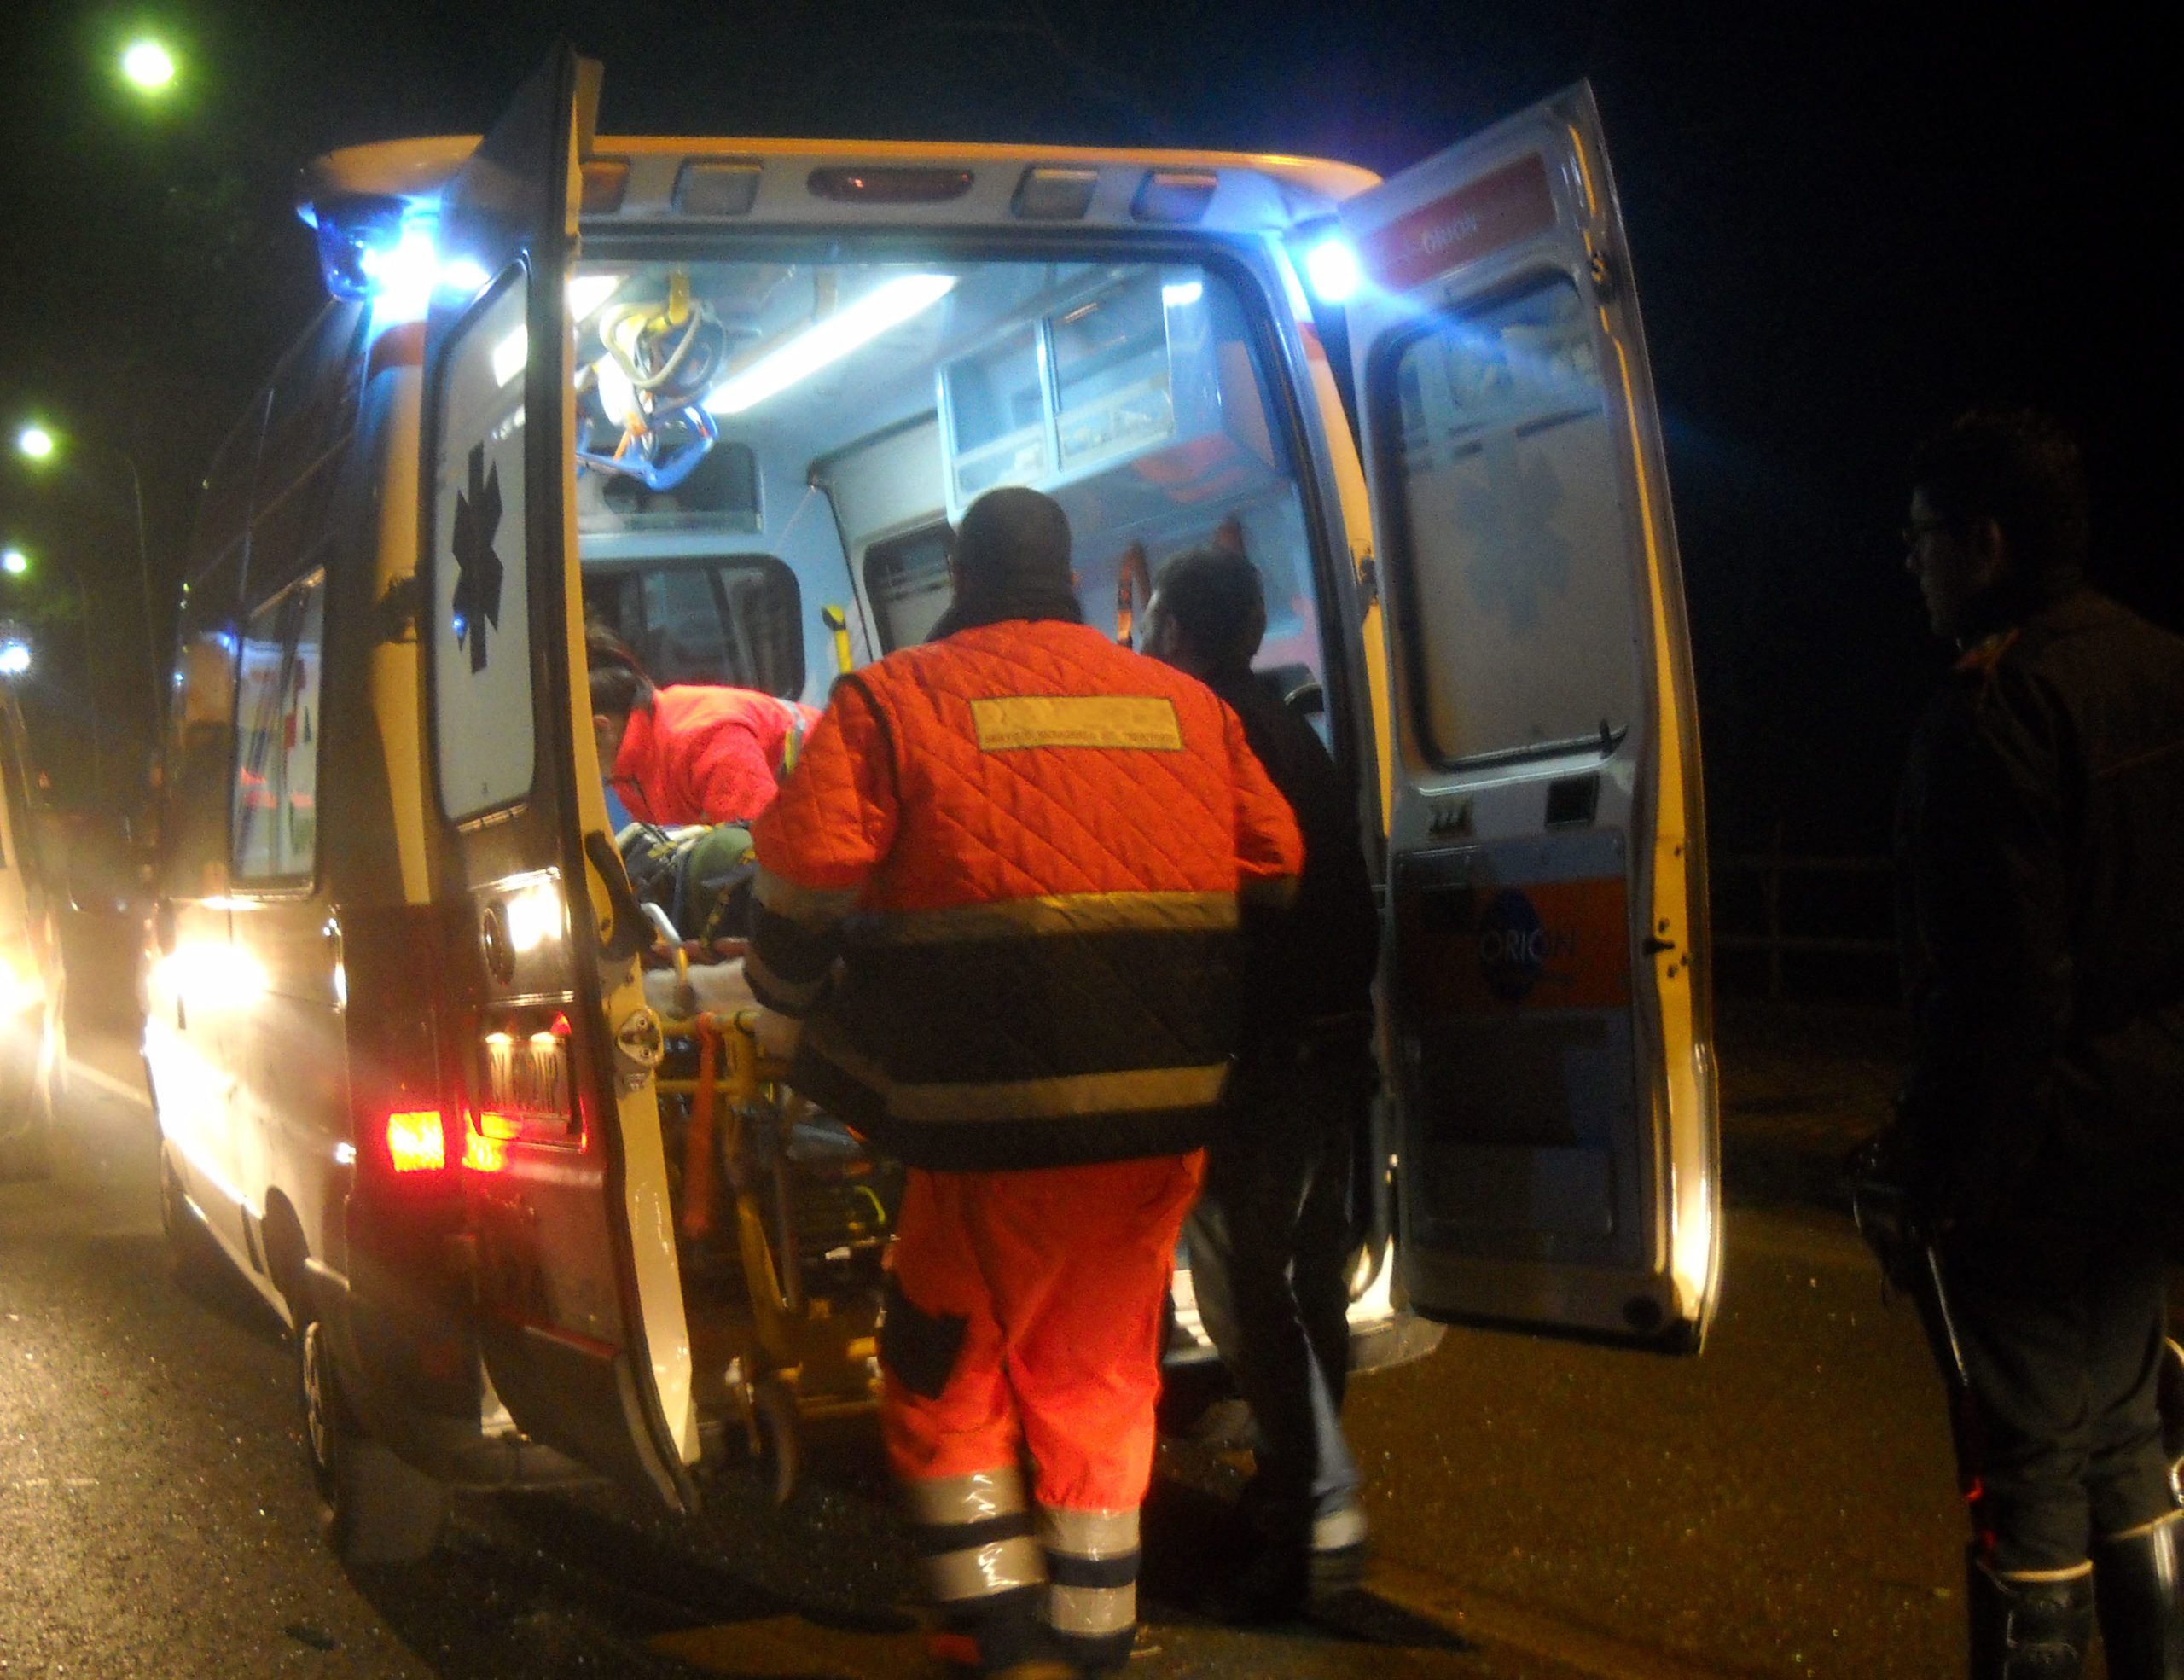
[651, 980, 885, 1501]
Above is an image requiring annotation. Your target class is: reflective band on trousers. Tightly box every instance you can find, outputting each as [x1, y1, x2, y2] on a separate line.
[1048, 1581, 1136, 1636]
[1039, 1504, 1139, 1559]
[905, 1467, 1028, 1526]
[1313, 1503, 1368, 1551]
[925, 1536, 1047, 1603]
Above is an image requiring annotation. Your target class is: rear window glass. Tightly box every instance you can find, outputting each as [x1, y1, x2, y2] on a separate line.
[1385, 276, 1637, 765]
[583, 556, 804, 697]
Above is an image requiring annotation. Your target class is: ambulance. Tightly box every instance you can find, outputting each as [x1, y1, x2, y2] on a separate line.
[144, 49, 1717, 1558]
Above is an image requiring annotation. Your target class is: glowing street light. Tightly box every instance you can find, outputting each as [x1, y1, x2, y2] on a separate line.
[15, 424, 55, 462]
[0, 640, 32, 678]
[120, 38, 177, 95]
[2, 548, 28, 577]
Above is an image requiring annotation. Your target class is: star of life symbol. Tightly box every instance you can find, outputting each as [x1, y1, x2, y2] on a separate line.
[450, 442, 505, 675]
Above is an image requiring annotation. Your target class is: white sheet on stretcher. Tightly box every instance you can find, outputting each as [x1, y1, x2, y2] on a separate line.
[642, 957, 758, 1021]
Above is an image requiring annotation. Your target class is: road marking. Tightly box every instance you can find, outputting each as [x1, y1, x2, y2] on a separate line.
[67, 1058, 149, 1109]
[1363, 1561, 1739, 1680]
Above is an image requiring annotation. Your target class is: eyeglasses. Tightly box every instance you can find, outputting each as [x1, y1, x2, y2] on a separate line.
[1901, 518, 1950, 550]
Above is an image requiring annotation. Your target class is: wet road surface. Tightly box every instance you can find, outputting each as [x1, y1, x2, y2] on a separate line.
[3, 943, 2022, 1677]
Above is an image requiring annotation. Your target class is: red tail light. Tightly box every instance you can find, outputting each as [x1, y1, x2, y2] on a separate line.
[386, 1109, 447, 1173]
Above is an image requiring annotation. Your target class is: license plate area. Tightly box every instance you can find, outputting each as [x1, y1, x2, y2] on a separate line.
[472, 1006, 580, 1148]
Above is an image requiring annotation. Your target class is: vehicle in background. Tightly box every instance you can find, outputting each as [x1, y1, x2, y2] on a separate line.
[0, 694, 64, 1180]
[143, 51, 1716, 1559]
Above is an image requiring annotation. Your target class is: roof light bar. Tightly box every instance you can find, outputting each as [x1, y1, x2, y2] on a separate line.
[704, 274, 957, 416]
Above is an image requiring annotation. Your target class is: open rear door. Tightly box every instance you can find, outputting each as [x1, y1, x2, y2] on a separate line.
[1340, 84, 1719, 1350]
[422, 50, 696, 1500]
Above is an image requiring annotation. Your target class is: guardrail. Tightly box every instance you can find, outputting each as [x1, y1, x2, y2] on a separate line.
[1711, 848, 1895, 999]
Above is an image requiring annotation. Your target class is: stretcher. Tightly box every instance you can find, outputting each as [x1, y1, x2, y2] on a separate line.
[646, 945, 898, 1500]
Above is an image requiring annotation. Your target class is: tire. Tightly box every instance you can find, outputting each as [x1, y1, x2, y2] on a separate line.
[297, 1311, 449, 1565]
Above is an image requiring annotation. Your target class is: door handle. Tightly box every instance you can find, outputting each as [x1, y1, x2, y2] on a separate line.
[583, 829, 650, 962]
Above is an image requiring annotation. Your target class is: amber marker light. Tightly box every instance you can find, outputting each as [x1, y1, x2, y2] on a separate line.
[386, 1109, 447, 1172]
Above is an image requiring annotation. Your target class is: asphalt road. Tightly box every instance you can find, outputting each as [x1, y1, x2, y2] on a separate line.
[3, 931, 2017, 1678]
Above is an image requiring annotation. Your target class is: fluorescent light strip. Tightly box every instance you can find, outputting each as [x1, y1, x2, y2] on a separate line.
[704, 274, 956, 416]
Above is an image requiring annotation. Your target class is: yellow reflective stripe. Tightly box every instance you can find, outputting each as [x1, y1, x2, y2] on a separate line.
[1039, 1505, 1140, 1560]
[890, 1064, 1226, 1125]
[752, 866, 860, 928]
[903, 1467, 1027, 1526]
[1239, 872, 1300, 909]
[925, 1536, 1047, 1602]
[857, 891, 1238, 945]
[970, 695, 1183, 753]
[1047, 1583, 1136, 1634]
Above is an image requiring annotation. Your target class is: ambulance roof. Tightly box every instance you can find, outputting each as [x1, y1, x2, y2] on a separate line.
[300, 134, 1380, 235]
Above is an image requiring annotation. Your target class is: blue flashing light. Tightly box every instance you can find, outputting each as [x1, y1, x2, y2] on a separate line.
[1304, 236, 1362, 305]
[307, 194, 489, 330]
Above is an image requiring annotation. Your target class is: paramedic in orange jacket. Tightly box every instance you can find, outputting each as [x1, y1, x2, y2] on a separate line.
[588, 628, 818, 825]
[747, 488, 1303, 1678]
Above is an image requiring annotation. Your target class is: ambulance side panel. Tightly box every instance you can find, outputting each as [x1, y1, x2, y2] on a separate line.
[1343, 84, 1721, 1349]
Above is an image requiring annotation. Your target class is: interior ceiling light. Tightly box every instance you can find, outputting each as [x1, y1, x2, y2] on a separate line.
[704, 274, 956, 416]
[568, 273, 624, 321]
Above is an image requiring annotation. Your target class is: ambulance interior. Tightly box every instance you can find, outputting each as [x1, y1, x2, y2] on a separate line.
[572, 256, 1332, 716]
[565, 254, 1364, 1413]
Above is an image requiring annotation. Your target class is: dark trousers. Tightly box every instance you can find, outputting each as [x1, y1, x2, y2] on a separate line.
[1184, 1055, 1368, 1529]
[1942, 1211, 2177, 1572]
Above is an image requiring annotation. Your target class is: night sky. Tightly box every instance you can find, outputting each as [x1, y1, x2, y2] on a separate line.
[0, 1, 2170, 860]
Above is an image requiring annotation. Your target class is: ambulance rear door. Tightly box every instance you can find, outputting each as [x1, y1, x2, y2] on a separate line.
[422, 50, 695, 1501]
[1339, 83, 1719, 1350]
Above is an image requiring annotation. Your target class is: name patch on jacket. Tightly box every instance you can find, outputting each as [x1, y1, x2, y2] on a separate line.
[970, 695, 1183, 753]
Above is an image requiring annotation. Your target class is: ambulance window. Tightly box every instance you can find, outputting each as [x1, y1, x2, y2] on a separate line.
[430, 276, 534, 822]
[863, 521, 953, 653]
[1385, 276, 1637, 765]
[230, 572, 327, 885]
[584, 556, 803, 698]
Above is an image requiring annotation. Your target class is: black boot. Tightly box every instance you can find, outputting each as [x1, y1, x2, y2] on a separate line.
[2094, 1513, 2184, 1680]
[1967, 1553, 2095, 1678]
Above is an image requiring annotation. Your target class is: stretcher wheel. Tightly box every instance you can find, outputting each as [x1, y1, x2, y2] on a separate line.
[751, 1374, 800, 1505]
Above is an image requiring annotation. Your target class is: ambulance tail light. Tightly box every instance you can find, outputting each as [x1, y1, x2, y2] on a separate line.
[386, 1108, 449, 1173]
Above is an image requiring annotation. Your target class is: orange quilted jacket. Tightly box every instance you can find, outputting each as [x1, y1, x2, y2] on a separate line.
[747, 619, 1302, 1170]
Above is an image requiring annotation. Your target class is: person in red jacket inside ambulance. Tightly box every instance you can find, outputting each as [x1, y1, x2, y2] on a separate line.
[587, 626, 819, 827]
[746, 488, 1303, 1679]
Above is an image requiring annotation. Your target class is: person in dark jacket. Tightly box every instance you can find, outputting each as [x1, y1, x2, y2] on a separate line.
[1884, 410, 2184, 1678]
[1141, 544, 1382, 1620]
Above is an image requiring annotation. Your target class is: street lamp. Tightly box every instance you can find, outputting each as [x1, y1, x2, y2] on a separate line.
[2, 549, 27, 578]
[120, 38, 177, 95]
[0, 639, 31, 678]
[10, 420, 160, 726]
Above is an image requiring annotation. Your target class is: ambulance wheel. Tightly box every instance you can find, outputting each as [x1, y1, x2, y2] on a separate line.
[297, 1312, 448, 1564]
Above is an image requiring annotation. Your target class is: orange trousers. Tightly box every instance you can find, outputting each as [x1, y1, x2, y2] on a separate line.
[881, 1152, 1204, 1509]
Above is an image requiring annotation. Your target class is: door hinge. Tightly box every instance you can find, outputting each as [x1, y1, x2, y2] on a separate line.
[1356, 551, 1380, 613]
[1641, 933, 1676, 957]
[375, 573, 425, 644]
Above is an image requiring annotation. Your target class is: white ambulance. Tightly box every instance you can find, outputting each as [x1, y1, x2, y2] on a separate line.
[144, 50, 1716, 1557]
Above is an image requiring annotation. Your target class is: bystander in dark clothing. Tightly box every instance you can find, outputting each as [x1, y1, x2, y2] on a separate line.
[1886, 410, 2184, 1678]
[1141, 545, 1381, 1619]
